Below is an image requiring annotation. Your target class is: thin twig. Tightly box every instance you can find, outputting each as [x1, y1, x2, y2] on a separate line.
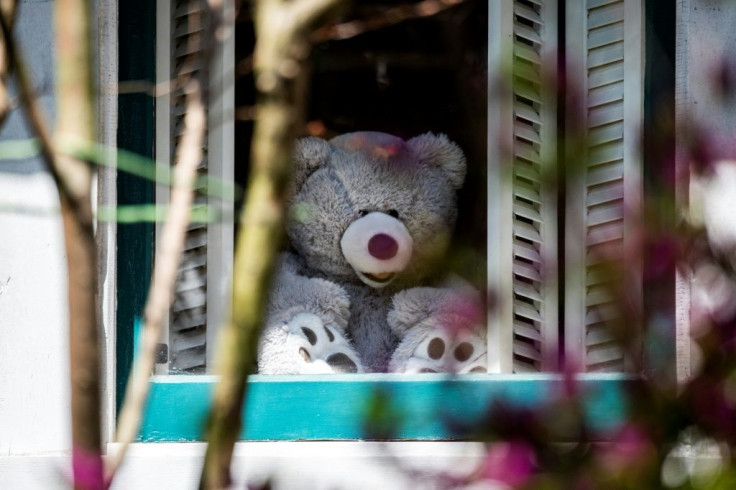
[312, 0, 466, 43]
[105, 77, 207, 484]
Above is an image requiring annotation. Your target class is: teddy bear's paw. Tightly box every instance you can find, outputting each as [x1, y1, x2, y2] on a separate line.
[403, 330, 487, 374]
[285, 313, 364, 374]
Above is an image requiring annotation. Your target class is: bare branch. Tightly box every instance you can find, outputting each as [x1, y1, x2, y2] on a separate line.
[312, 0, 466, 43]
[54, 1, 102, 489]
[105, 78, 207, 483]
[3, 3, 103, 488]
[199, 0, 344, 488]
[0, 0, 17, 127]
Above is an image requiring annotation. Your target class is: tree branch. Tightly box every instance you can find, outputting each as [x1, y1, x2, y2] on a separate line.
[312, 0, 465, 43]
[105, 79, 207, 484]
[199, 0, 344, 488]
[55, 2, 102, 489]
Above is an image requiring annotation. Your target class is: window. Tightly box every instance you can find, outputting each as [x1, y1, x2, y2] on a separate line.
[115, 0, 675, 441]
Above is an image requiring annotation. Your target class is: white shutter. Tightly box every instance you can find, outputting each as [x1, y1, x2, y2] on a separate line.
[565, 0, 643, 372]
[488, 0, 558, 373]
[156, 0, 234, 374]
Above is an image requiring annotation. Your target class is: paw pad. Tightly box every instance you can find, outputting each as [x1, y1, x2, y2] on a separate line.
[400, 331, 487, 374]
[287, 313, 363, 374]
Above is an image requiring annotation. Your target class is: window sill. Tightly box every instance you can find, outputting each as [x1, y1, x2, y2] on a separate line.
[140, 373, 634, 441]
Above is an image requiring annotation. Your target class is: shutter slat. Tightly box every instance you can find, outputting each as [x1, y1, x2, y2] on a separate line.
[586, 180, 624, 206]
[585, 243, 624, 266]
[513, 239, 542, 263]
[514, 179, 542, 204]
[514, 101, 542, 125]
[585, 303, 620, 325]
[513, 21, 542, 45]
[514, 281, 543, 302]
[514, 143, 541, 164]
[514, 121, 542, 144]
[587, 21, 624, 50]
[589, 62, 624, 89]
[587, 161, 623, 186]
[589, 143, 624, 166]
[170, 312, 207, 331]
[514, 321, 543, 341]
[514, 2, 543, 25]
[171, 330, 207, 351]
[513, 340, 542, 361]
[588, 121, 624, 147]
[514, 61, 541, 83]
[513, 201, 543, 223]
[514, 300, 543, 323]
[586, 285, 615, 307]
[514, 161, 541, 182]
[588, 100, 624, 128]
[587, 2, 624, 30]
[587, 201, 623, 226]
[513, 80, 542, 103]
[586, 344, 624, 365]
[587, 41, 624, 69]
[513, 360, 539, 373]
[588, 81, 624, 108]
[588, 0, 621, 9]
[586, 323, 618, 345]
[586, 221, 623, 246]
[514, 219, 542, 243]
[513, 40, 542, 65]
[513, 258, 542, 282]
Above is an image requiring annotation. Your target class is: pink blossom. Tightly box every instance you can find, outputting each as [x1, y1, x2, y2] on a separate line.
[481, 440, 536, 488]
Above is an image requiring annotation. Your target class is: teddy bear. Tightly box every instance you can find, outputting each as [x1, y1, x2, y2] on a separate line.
[257, 131, 487, 374]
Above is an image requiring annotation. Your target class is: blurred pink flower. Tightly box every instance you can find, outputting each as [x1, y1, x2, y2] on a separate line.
[435, 291, 484, 337]
[598, 424, 655, 474]
[72, 444, 104, 490]
[481, 440, 536, 488]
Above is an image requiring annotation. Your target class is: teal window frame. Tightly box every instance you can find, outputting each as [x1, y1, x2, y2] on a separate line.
[116, 1, 676, 442]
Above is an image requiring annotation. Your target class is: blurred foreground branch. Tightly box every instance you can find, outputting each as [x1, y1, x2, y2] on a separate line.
[55, 2, 102, 489]
[0, 0, 17, 126]
[105, 79, 207, 483]
[199, 0, 344, 488]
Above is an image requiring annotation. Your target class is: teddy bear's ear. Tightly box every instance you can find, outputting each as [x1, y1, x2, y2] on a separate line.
[407, 132, 467, 190]
[293, 137, 332, 190]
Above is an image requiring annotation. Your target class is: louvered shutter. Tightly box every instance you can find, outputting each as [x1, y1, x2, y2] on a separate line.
[488, 0, 558, 373]
[565, 0, 643, 372]
[155, 0, 235, 374]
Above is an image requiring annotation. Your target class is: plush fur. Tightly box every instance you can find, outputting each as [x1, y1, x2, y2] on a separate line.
[257, 131, 482, 374]
[388, 286, 487, 374]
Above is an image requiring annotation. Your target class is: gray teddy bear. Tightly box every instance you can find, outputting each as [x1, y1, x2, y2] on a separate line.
[257, 131, 487, 374]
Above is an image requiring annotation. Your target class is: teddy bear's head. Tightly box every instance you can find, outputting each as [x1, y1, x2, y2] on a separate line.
[287, 131, 466, 289]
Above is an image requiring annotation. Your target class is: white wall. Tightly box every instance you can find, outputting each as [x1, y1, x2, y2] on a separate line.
[0, 1, 71, 456]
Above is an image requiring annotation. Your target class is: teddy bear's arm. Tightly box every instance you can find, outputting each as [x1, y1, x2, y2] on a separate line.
[257, 253, 364, 374]
[387, 286, 487, 374]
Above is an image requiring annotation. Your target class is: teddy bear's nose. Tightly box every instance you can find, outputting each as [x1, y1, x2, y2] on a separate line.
[368, 233, 398, 260]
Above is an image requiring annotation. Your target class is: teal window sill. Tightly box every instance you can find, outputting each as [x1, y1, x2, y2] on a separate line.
[139, 373, 633, 442]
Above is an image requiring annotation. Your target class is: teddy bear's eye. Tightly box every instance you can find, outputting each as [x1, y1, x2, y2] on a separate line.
[358, 209, 370, 218]
[387, 209, 400, 219]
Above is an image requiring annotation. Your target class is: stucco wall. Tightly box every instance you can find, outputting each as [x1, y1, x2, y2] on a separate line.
[0, 0, 71, 455]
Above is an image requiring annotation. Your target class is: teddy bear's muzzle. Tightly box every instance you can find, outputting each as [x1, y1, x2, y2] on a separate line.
[340, 212, 413, 288]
